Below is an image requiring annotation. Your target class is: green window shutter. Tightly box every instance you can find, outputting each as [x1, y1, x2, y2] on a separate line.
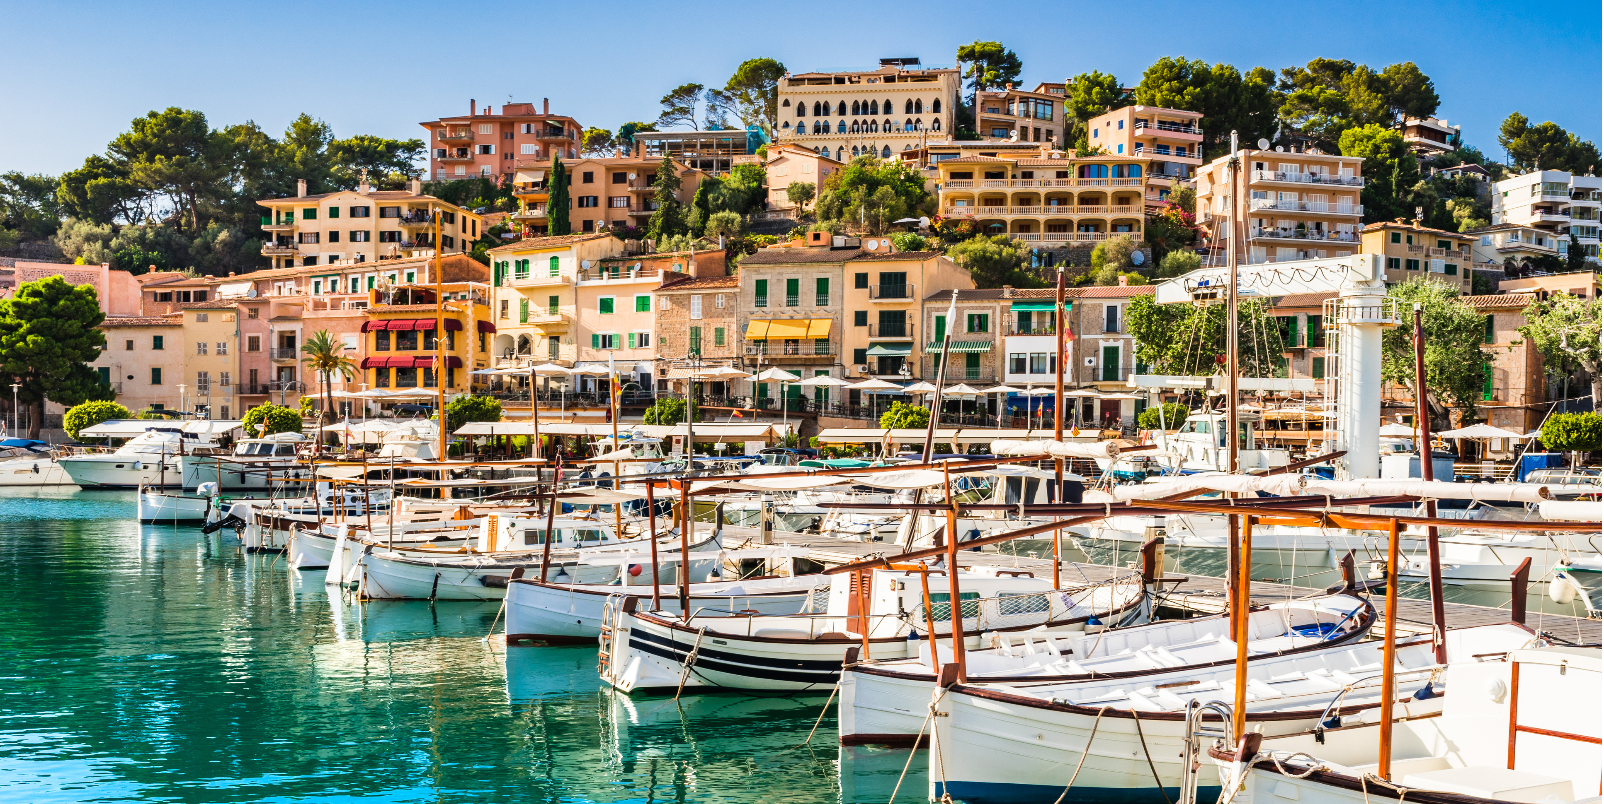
[785, 278, 799, 306]
[627, 332, 637, 348]
[519, 298, 529, 322]
[548, 295, 559, 314]
[854, 272, 868, 289]
[934, 315, 946, 341]
[303, 208, 316, 220]
[1390, 232, 1400, 243]
[815, 277, 829, 305]
[754, 279, 767, 307]
[599, 297, 614, 314]
[756, 382, 768, 399]
[591, 333, 600, 349]
[549, 256, 560, 276]
[1306, 316, 1317, 347]
[1312, 357, 1325, 380]
[853, 348, 868, 365]
[1483, 315, 1495, 344]
[713, 327, 725, 347]
[688, 326, 701, 354]
[1101, 345, 1120, 382]
[1482, 365, 1494, 401]
[1445, 264, 1457, 276]
[636, 295, 651, 312]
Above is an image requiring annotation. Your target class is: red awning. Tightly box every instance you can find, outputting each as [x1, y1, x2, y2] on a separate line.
[476, 320, 497, 334]
[360, 320, 384, 332]
[362, 355, 421, 368]
[411, 356, 464, 369]
[388, 319, 421, 331]
[443, 319, 463, 332]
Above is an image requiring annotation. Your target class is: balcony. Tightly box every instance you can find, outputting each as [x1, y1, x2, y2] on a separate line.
[1006, 232, 1113, 242]
[1008, 323, 1057, 335]
[437, 129, 474, 143]
[578, 266, 660, 283]
[262, 243, 299, 256]
[524, 311, 570, 328]
[868, 284, 913, 300]
[1248, 199, 1363, 216]
[512, 207, 549, 221]
[1134, 119, 1201, 136]
[398, 214, 434, 227]
[437, 151, 475, 162]
[626, 183, 657, 193]
[1250, 169, 1364, 188]
[270, 347, 300, 361]
[1133, 148, 1201, 164]
[866, 323, 910, 337]
[743, 344, 836, 362]
[513, 184, 550, 198]
[260, 219, 296, 232]
[1248, 227, 1359, 243]
[505, 271, 568, 287]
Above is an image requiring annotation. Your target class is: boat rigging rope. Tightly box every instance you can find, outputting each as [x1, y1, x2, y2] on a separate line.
[887, 686, 949, 804]
[793, 674, 845, 750]
[1267, 751, 1326, 779]
[483, 597, 508, 643]
[1048, 705, 1110, 804]
[1130, 708, 1175, 804]
[1359, 770, 1415, 804]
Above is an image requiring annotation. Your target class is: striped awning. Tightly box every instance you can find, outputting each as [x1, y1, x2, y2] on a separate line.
[745, 319, 831, 340]
[866, 343, 911, 357]
[924, 340, 993, 353]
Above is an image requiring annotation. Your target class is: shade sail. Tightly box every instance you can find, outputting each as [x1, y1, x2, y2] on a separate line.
[866, 343, 912, 357]
[1010, 301, 1058, 311]
[744, 320, 770, 339]
[924, 340, 992, 353]
[805, 319, 832, 338]
[764, 320, 810, 339]
[514, 170, 546, 183]
[216, 281, 253, 298]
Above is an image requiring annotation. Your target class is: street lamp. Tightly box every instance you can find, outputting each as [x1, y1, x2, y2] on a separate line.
[9, 382, 18, 436]
[177, 384, 188, 420]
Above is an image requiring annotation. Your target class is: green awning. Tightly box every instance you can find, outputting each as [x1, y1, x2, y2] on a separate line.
[866, 343, 912, 357]
[925, 341, 993, 353]
[1009, 301, 1059, 311]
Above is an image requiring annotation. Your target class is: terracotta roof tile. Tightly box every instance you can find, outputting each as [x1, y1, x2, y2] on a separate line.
[849, 250, 943, 262]
[1464, 293, 1536, 310]
[1075, 285, 1155, 298]
[922, 288, 1010, 301]
[100, 316, 182, 327]
[741, 247, 864, 265]
[659, 274, 739, 291]
[487, 233, 613, 253]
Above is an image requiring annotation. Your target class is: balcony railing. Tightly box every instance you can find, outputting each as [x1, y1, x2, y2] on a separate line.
[578, 266, 660, 283]
[262, 243, 299, 255]
[868, 284, 913, 300]
[1248, 199, 1363, 215]
[743, 344, 835, 360]
[942, 178, 1147, 190]
[1008, 323, 1057, 335]
[1250, 170, 1364, 187]
[1248, 227, 1359, 243]
[1134, 120, 1200, 135]
[437, 129, 474, 142]
[398, 214, 433, 226]
[437, 152, 475, 162]
[271, 347, 300, 360]
[1006, 232, 1113, 242]
[867, 323, 909, 337]
[1133, 147, 1199, 161]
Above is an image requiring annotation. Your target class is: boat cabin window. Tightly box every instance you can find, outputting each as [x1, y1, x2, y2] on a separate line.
[996, 590, 1050, 613]
[522, 529, 561, 545]
[573, 529, 606, 542]
[274, 444, 297, 456]
[1180, 420, 1210, 435]
[925, 591, 980, 621]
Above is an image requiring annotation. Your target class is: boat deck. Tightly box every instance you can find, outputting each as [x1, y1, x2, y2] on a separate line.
[725, 529, 1602, 648]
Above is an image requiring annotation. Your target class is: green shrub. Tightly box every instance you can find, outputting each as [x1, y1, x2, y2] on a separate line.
[879, 400, 929, 429]
[643, 397, 690, 425]
[1137, 403, 1190, 431]
[242, 403, 303, 437]
[1541, 412, 1602, 453]
[64, 400, 132, 441]
[445, 395, 503, 433]
[890, 232, 928, 252]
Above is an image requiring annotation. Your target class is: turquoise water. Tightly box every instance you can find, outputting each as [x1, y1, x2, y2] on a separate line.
[0, 489, 901, 803]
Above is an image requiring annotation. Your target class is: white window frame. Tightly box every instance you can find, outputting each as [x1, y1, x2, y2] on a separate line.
[690, 295, 703, 320]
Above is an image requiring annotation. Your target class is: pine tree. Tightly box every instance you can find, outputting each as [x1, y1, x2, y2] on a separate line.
[647, 156, 687, 242]
[548, 156, 571, 236]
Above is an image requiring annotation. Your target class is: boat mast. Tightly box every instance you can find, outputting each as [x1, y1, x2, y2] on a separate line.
[433, 208, 447, 467]
[1053, 267, 1065, 590]
[1225, 131, 1244, 639]
[1377, 516, 1403, 780]
[1412, 304, 1448, 663]
[921, 290, 959, 462]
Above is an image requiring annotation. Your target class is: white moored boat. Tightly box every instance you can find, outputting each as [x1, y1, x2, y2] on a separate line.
[923, 623, 1537, 804]
[178, 432, 310, 490]
[0, 439, 72, 485]
[60, 428, 216, 489]
[599, 567, 1147, 695]
[137, 482, 222, 523]
[839, 591, 1375, 747]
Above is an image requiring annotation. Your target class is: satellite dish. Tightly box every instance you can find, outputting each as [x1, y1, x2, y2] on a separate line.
[1257, 138, 1270, 150]
[1131, 250, 1145, 266]
[246, 287, 258, 298]
[634, 262, 642, 271]
[1274, 146, 1285, 152]
[628, 173, 637, 181]
[581, 260, 591, 270]
[865, 239, 881, 251]
[918, 216, 930, 229]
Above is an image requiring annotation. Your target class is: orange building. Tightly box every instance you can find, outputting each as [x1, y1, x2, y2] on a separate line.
[421, 99, 581, 185]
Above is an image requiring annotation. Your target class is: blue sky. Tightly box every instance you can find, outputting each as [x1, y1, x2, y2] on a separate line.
[3, 0, 1599, 177]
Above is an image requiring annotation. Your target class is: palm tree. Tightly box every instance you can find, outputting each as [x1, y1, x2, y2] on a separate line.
[300, 329, 356, 445]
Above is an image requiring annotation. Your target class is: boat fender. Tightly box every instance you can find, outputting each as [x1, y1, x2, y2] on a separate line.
[1085, 615, 1105, 634]
[1549, 573, 1578, 605]
[1412, 681, 1440, 700]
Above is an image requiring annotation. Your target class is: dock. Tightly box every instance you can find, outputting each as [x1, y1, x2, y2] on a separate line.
[730, 529, 1603, 648]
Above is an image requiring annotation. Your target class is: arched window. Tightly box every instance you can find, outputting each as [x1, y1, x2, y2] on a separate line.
[870, 100, 879, 115]
[851, 146, 860, 157]
[869, 120, 879, 133]
[884, 118, 893, 132]
[914, 99, 923, 114]
[836, 147, 845, 161]
[884, 98, 893, 113]
[881, 145, 892, 158]
[851, 100, 861, 116]
[931, 118, 941, 131]
[797, 103, 805, 118]
[782, 121, 791, 130]
[850, 120, 859, 133]
[932, 99, 941, 113]
[782, 98, 791, 107]
[812, 101, 822, 116]
[837, 120, 846, 133]
[904, 99, 913, 114]
[905, 118, 914, 131]
[834, 101, 844, 116]
[811, 121, 820, 134]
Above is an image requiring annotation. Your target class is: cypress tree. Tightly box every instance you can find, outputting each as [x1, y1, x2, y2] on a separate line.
[647, 156, 687, 242]
[548, 156, 571, 236]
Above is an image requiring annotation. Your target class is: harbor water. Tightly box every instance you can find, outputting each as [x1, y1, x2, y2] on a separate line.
[0, 489, 883, 803]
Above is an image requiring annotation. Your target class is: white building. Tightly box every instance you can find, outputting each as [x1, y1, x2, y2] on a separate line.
[1491, 169, 1602, 263]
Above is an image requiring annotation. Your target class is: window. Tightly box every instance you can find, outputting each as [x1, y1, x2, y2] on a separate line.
[1445, 264, 1458, 276]
[1306, 314, 1325, 348]
[1009, 353, 1027, 374]
[690, 295, 703, 319]
[195, 313, 208, 323]
[1311, 357, 1326, 380]
[934, 314, 946, 340]
[687, 327, 702, 355]
[519, 298, 529, 323]
[754, 279, 768, 307]
[713, 327, 725, 347]
[216, 342, 228, 355]
[350, 206, 370, 218]
[246, 335, 260, 352]
[302, 207, 317, 220]
[547, 296, 559, 315]
[577, 196, 599, 208]
[967, 313, 989, 333]
[350, 231, 370, 242]
[609, 197, 629, 208]
[247, 306, 259, 318]
[635, 295, 651, 313]
[151, 367, 162, 385]
[1390, 232, 1401, 244]
[854, 310, 868, 326]
[152, 335, 165, 350]
[380, 206, 400, 218]
[815, 277, 829, 306]
[854, 272, 869, 289]
[1484, 315, 1496, 344]
[1104, 305, 1119, 332]
[581, 171, 595, 183]
[1405, 259, 1420, 271]
[612, 172, 627, 184]
[1482, 364, 1494, 401]
[373, 331, 391, 351]
[785, 278, 800, 306]
[599, 296, 615, 314]
[328, 231, 341, 243]
[549, 256, 560, 277]
[714, 294, 724, 309]
[1387, 257, 1401, 272]
[853, 348, 868, 366]
[123, 339, 134, 350]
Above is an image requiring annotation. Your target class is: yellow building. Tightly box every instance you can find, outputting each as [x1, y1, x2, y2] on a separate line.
[935, 150, 1152, 242]
[360, 282, 491, 396]
[258, 178, 484, 269]
[486, 233, 628, 373]
[775, 60, 962, 161]
[180, 301, 242, 419]
[1195, 146, 1365, 265]
[974, 83, 1066, 145]
[1083, 105, 1205, 206]
[841, 249, 975, 380]
[1360, 219, 1474, 293]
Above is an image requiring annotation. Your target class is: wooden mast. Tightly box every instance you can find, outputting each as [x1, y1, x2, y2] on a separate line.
[1412, 305, 1448, 663]
[433, 208, 447, 465]
[1232, 513, 1255, 740]
[1226, 130, 1243, 640]
[942, 459, 967, 682]
[1378, 516, 1403, 780]
[1053, 266, 1065, 590]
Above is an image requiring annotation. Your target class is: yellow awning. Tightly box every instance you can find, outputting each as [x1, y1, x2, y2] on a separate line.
[765, 320, 810, 339]
[805, 319, 832, 338]
[744, 320, 771, 339]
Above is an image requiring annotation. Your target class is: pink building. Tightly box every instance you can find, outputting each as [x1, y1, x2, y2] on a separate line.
[422, 99, 582, 185]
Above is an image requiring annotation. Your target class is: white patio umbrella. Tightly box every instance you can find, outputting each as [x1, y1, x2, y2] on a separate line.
[795, 375, 849, 387]
[754, 367, 802, 429]
[979, 384, 1020, 429]
[1378, 423, 1420, 438]
[1437, 423, 1527, 440]
[693, 366, 754, 380]
[848, 378, 904, 420]
[945, 383, 983, 396]
[901, 381, 939, 394]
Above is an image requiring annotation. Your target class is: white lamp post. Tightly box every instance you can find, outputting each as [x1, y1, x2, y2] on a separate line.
[9, 382, 18, 435]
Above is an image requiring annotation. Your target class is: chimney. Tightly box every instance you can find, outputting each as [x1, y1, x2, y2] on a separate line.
[1118, 275, 1128, 287]
[1002, 285, 1013, 298]
[296, 179, 306, 198]
[470, 98, 476, 116]
[543, 98, 550, 115]
[408, 177, 422, 196]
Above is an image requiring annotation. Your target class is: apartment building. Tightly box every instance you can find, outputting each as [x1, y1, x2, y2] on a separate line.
[737, 235, 855, 401]
[258, 179, 483, 268]
[1401, 117, 1459, 158]
[973, 83, 1065, 145]
[842, 247, 973, 386]
[1466, 223, 1566, 272]
[180, 301, 243, 420]
[92, 316, 184, 415]
[361, 282, 491, 396]
[917, 288, 1012, 388]
[935, 150, 1152, 242]
[774, 59, 961, 161]
[636, 130, 758, 175]
[1069, 284, 1155, 424]
[510, 157, 708, 237]
[1468, 293, 1547, 436]
[1084, 105, 1205, 202]
[762, 144, 842, 215]
[1360, 219, 1474, 293]
[1267, 291, 1335, 385]
[1195, 147, 1365, 265]
[654, 269, 741, 402]
[421, 99, 580, 184]
[1492, 169, 1603, 262]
